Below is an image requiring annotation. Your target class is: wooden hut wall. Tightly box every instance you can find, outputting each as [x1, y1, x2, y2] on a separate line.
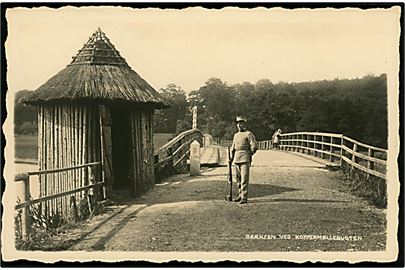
[129, 109, 154, 196]
[38, 104, 101, 220]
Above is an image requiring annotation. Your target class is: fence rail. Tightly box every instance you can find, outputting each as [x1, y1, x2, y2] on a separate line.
[15, 129, 203, 240]
[14, 161, 103, 240]
[258, 132, 387, 180]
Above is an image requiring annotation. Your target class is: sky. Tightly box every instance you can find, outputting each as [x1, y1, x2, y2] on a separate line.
[5, 6, 401, 93]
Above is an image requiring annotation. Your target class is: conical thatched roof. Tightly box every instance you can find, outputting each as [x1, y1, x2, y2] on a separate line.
[24, 28, 170, 108]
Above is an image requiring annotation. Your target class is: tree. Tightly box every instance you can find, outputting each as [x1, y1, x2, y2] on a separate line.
[154, 84, 188, 133]
[14, 90, 37, 135]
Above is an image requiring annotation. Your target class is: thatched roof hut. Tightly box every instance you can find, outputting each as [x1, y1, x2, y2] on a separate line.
[25, 28, 170, 108]
[25, 28, 170, 220]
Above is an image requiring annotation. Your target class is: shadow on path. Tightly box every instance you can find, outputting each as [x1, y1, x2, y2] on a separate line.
[143, 180, 298, 205]
[248, 198, 350, 204]
[75, 180, 297, 250]
[90, 205, 149, 250]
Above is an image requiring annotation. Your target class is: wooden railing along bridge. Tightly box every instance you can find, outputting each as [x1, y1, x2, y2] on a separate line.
[258, 132, 387, 180]
[15, 129, 386, 240]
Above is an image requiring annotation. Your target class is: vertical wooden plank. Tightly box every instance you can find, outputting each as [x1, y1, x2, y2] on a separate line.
[136, 111, 142, 195]
[65, 105, 71, 216]
[78, 104, 83, 199]
[60, 105, 65, 216]
[48, 105, 53, 216]
[45, 106, 50, 217]
[59, 105, 63, 215]
[82, 105, 88, 199]
[44, 106, 49, 219]
[320, 136, 324, 159]
[351, 143, 358, 170]
[74, 105, 78, 199]
[340, 136, 344, 166]
[133, 110, 139, 195]
[50, 105, 56, 216]
[141, 111, 145, 191]
[130, 109, 137, 196]
[21, 175, 31, 240]
[367, 148, 374, 179]
[74, 104, 80, 205]
[38, 106, 44, 215]
[148, 111, 155, 188]
[83, 105, 89, 187]
[144, 111, 150, 190]
[55, 105, 60, 215]
[64, 104, 69, 217]
[59, 105, 63, 216]
[99, 105, 113, 198]
[94, 106, 102, 199]
[329, 137, 334, 162]
[141, 112, 147, 192]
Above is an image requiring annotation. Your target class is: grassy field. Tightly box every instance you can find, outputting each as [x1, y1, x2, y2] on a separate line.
[14, 133, 174, 161]
[14, 135, 38, 160]
[153, 133, 174, 150]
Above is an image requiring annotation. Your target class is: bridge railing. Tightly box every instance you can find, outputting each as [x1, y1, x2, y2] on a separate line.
[14, 161, 103, 240]
[258, 132, 387, 180]
[154, 129, 203, 176]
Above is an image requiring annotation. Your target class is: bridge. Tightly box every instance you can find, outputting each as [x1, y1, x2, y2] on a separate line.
[68, 147, 386, 251]
[14, 129, 387, 251]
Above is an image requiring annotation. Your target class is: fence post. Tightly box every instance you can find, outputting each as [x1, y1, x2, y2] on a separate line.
[312, 135, 316, 157]
[367, 149, 374, 179]
[190, 140, 201, 176]
[320, 136, 324, 159]
[329, 137, 334, 162]
[17, 173, 31, 240]
[351, 143, 358, 170]
[340, 136, 344, 166]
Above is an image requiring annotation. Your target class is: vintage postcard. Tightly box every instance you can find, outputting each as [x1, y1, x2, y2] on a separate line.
[1, 4, 401, 264]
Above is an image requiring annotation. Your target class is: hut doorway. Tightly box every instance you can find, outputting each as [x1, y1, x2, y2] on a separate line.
[111, 106, 133, 191]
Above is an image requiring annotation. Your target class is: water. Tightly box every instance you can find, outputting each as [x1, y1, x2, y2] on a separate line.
[14, 163, 40, 201]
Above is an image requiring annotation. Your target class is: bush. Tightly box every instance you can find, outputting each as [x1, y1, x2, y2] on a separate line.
[16, 121, 37, 135]
[340, 163, 387, 208]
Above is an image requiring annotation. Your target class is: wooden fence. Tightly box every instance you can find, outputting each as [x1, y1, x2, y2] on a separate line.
[14, 161, 103, 240]
[15, 128, 202, 239]
[258, 132, 387, 180]
[154, 129, 203, 178]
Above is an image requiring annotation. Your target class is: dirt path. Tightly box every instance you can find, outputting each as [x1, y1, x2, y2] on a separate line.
[70, 150, 386, 252]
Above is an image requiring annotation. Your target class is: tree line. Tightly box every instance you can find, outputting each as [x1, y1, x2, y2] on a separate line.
[154, 74, 387, 149]
[14, 90, 38, 135]
[14, 74, 387, 149]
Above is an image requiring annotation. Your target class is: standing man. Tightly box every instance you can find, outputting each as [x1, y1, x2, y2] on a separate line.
[231, 116, 258, 204]
[272, 129, 282, 150]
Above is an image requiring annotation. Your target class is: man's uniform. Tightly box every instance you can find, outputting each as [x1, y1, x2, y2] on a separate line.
[231, 125, 258, 202]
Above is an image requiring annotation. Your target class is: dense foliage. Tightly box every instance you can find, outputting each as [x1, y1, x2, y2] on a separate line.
[159, 74, 387, 148]
[14, 90, 37, 135]
[14, 74, 388, 149]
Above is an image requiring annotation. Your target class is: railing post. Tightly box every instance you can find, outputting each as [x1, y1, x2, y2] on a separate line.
[190, 140, 201, 176]
[351, 143, 358, 170]
[329, 136, 334, 162]
[340, 136, 344, 166]
[367, 149, 374, 179]
[17, 173, 31, 240]
[320, 136, 324, 159]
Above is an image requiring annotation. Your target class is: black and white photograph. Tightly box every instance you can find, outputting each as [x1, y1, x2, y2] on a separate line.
[1, 4, 402, 263]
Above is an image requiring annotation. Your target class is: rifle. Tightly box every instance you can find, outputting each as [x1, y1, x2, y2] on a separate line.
[225, 146, 233, 202]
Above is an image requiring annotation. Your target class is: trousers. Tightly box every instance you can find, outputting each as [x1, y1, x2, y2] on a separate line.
[235, 162, 251, 199]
